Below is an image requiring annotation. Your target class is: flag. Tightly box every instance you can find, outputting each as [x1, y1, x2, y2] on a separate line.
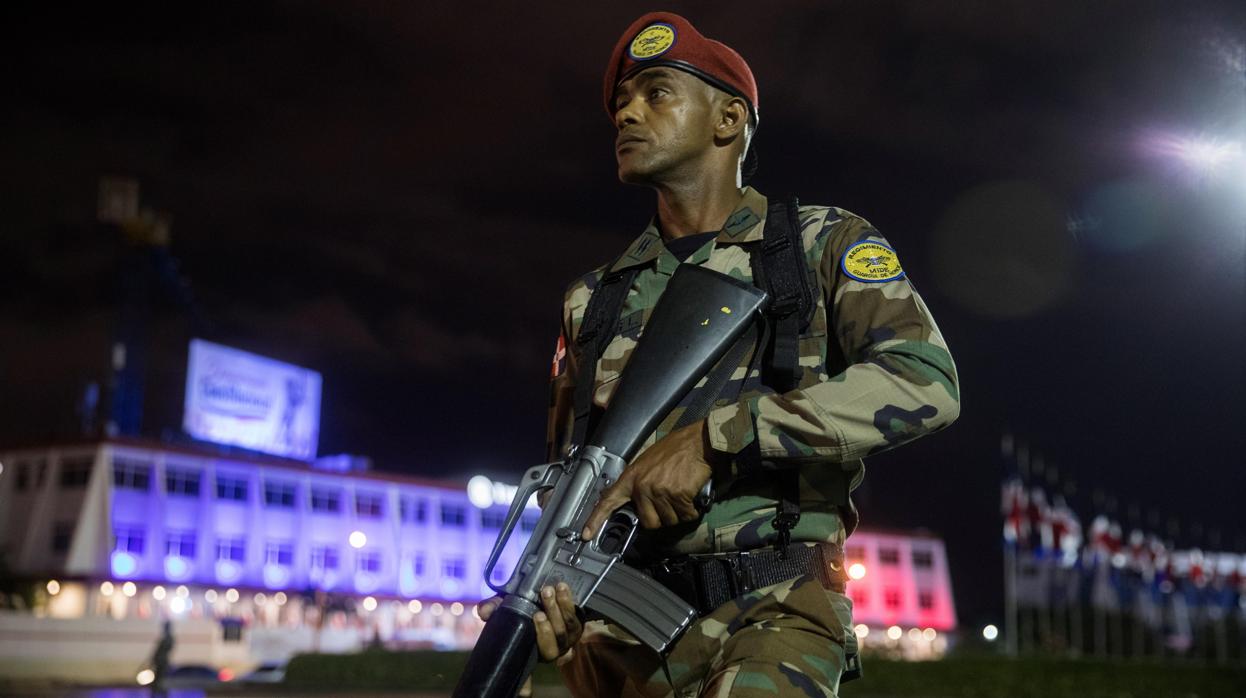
[1002, 476, 1028, 546]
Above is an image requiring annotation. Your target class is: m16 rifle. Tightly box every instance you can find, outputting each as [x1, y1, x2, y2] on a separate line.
[453, 264, 768, 698]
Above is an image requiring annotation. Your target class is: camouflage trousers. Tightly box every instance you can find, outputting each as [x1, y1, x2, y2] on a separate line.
[558, 572, 854, 697]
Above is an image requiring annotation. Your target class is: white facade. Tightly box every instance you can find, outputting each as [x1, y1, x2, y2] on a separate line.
[0, 439, 536, 599]
[0, 438, 537, 678]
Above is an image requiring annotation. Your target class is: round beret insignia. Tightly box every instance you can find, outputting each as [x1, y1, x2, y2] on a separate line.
[841, 241, 905, 283]
[628, 23, 677, 61]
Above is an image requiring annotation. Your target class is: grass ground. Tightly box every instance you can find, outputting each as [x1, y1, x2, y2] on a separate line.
[4, 652, 1241, 697]
[279, 649, 1245, 697]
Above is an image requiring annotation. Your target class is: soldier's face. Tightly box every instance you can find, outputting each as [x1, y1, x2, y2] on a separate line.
[612, 68, 718, 184]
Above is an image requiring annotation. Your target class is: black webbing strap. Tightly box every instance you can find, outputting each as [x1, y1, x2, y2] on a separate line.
[571, 265, 639, 447]
[757, 196, 815, 394]
[671, 321, 759, 431]
[751, 196, 815, 557]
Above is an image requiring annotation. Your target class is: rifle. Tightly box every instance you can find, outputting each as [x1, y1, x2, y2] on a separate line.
[452, 264, 768, 697]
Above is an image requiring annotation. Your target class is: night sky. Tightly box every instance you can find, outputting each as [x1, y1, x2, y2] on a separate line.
[4, 2, 1245, 628]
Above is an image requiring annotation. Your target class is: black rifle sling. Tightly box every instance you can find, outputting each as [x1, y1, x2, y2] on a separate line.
[753, 196, 817, 557]
[758, 196, 815, 392]
[571, 265, 639, 447]
[671, 323, 758, 431]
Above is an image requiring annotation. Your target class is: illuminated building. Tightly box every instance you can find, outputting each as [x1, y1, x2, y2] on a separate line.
[0, 437, 537, 676]
[0, 438, 956, 675]
[841, 529, 958, 658]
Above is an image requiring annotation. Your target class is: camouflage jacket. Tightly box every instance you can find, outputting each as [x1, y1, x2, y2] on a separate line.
[547, 187, 960, 558]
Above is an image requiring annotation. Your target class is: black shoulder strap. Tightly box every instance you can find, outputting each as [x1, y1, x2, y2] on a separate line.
[570, 264, 639, 447]
[757, 196, 815, 394]
[753, 196, 816, 556]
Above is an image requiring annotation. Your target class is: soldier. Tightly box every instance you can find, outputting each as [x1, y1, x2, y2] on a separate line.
[483, 11, 960, 697]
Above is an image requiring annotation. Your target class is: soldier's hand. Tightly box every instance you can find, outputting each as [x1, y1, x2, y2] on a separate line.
[582, 420, 717, 539]
[533, 583, 582, 664]
[476, 584, 582, 664]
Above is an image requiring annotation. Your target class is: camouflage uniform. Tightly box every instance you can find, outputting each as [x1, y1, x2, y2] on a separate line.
[547, 186, 960, 696]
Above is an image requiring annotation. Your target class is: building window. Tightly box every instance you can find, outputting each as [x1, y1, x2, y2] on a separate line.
[884, 588, 902, 609]
[60, 456, 94, 488]
[412, 553, 425, 576]
[851, 588, 868, 606]
[165, 468, 201, 497]
[264, 480, 297, 508]
[918, 591, 935, 610]
[357, 551, 382, 573]
[520, 513, 540, 533]
[166, 531, 197, 558]
[52, 521, 74, 553]
[310, 487, 342, 513]
[266, 541, 294, 566]
[15, 462, 29, 491]
[443, 558, 466, 579]
[845, 545, 865, 562]
[112, 458, 151, 491]
[400, 497, 427, 523]
[355, 492, 384, 519]
[440, 503, 466, 527]
[311, 545, 340, 570]
[912, 549, 934, 569]
[114, 526, 145, 554]
[222, 619, 243, 643]
[215, 474, 248, 502]
[216, 538, 245, 562]
[480, 508, 507, 529]
[879, 547, 901, 566]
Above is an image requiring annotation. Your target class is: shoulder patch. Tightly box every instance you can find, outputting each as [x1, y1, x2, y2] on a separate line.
[841, 241, 905, 283]
[550, 333, 567, 380]
[629, 23, 677, 60]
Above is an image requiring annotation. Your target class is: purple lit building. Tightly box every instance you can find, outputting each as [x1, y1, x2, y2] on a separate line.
[0, 437, 536, 676]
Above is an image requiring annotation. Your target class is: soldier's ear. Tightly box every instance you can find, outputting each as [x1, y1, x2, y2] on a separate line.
[715, 95, 749, 141]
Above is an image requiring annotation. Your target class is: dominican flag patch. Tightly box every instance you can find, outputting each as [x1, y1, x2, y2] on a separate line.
[550, 333, 567, 379]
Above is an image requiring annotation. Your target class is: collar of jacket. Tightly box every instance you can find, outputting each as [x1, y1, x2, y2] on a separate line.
[608, 187, 768, 274]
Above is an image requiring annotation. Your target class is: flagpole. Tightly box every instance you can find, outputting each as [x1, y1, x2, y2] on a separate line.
[1001, 432, 1019, 657]
[1005, 542, 1018, 657]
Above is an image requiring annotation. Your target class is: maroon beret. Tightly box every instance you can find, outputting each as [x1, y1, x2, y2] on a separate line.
[603, 12, 758, 124]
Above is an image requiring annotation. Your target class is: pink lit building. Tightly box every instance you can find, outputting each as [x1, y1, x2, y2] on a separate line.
[842, 528, 958, 658]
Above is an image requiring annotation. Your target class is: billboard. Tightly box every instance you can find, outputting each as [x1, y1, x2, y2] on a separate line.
[183, 339, 322, 460]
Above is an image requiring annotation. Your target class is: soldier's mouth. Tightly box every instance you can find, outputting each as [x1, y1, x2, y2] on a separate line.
[616, 135, 647, 151]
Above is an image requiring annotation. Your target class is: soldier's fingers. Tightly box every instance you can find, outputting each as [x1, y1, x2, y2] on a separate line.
[477, 596, 501, 622]
[653, 497, 680, 527]
[582, 484, 631, 540]
[673, 495, 699, 522]
[533, 611, 561, 661]
[554, 583, 581, 640]
[518, 676, 535, 697]
[634, 495, 662, 529]
[540, 586, 568, 646]
[555, 646, 576, 667]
